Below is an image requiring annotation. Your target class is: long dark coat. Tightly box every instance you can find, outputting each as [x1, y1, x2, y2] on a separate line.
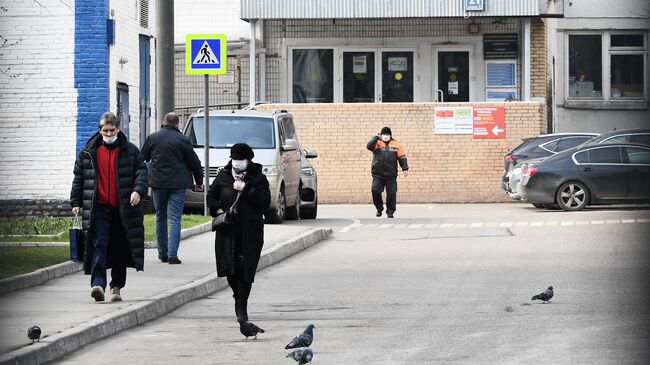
[206, 162, 271, 282]
[70, 131, 148, 274]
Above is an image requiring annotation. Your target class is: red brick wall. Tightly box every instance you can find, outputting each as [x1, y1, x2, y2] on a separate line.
[259, 102, 547, 203]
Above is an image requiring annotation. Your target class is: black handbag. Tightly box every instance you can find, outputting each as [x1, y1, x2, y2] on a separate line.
[69, 215, 85, 262]
[212, 193, 240, 231]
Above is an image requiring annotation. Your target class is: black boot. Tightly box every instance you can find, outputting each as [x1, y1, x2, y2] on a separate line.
[235, 299, 248, 322]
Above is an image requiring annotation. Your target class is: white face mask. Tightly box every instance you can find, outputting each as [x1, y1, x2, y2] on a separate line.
[103, 135, 118, 145]
[381, 134, 391, 142]
[232, 159, 248, 172]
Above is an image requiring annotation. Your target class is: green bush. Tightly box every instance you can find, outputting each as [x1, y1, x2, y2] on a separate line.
[0, 217, 73, 236]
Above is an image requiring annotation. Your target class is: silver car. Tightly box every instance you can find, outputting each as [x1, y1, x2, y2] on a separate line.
[299, 148, 318, 219]
[182, 109, 307, 224]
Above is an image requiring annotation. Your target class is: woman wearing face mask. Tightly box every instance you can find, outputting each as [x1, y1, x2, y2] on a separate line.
[206, 143, 271, 325]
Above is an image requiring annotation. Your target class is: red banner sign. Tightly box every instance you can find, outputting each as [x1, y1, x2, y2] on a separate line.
[473, 106, 505, 139]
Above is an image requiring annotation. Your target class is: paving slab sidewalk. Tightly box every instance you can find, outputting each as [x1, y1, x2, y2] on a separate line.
[0, 225, 331, 365]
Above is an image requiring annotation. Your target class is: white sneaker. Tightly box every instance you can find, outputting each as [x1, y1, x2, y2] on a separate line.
[109, 287, 122, 302]
[91, 286, 105, 302]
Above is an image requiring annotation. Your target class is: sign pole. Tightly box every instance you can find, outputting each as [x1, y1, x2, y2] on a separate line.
[203, 74, 210, 216]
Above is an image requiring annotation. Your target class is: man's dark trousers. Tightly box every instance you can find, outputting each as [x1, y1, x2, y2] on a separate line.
[371, 177, 397, 215]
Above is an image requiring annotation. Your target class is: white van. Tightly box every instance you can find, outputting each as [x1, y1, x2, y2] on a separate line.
[182, 109, 304, 223]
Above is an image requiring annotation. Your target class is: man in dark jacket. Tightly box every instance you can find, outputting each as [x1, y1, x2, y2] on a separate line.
[71, 112, 148, 302]
[142, 112, 203, 264]
[207, 143, 271, 323]
[366, 126, 409, 218]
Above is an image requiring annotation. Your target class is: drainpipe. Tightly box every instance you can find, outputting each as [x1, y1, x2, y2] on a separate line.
[259, 20, 265, 102]
[249, 19, 257, 106]
[155, 0, 174, 130]
[522, 18, 531, 102]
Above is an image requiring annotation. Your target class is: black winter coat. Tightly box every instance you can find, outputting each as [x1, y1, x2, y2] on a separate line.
[206, 162, 271, 282]
[141, 125, 203, 189]
[70, 131, 148, 274]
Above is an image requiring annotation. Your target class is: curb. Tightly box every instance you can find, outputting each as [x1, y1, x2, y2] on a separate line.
[0, 227, 331, 365]
[0, 222, 213, 294]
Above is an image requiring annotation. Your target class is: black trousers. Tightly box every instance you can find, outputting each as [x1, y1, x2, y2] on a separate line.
[371, 177, 397, 214]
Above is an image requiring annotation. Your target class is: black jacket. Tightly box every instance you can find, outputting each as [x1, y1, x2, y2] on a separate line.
[141, 125, 203, 189]
[70, 131, 148, 274]
[206, 162, 271, 282]
[366, 135, 409, 179]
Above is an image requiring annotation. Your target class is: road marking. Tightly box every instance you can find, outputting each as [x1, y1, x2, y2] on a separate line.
[343, 217, 648, 231]
[340, 219, 362, 233]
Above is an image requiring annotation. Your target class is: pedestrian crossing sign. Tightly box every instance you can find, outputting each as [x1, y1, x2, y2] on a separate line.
[185, 34, 227, 75]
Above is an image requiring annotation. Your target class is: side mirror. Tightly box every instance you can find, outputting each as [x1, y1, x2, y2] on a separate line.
[282, 139, 299, 151]
[304, 148, 318, 158]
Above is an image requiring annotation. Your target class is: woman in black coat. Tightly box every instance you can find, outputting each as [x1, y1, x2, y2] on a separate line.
[207, 143, 271, 322]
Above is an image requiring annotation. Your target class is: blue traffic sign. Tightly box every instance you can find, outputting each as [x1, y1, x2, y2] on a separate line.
[465, 0, 485, 11]
[185, 34, 227, 75]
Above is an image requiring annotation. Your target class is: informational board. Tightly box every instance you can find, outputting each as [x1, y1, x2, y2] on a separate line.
[465, 0, 485, 11]
[353, 55, 367, 73]
[483, 33, 518, 59]
[473, 106, 506, 139]
[434, 107, 474, 134]
[185, 34, 227, 75]
[217, 71, 236, 84]
[486, 61, 516, 87]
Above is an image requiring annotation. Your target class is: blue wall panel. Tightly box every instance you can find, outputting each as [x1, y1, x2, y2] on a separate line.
[74, 2, 109, 152]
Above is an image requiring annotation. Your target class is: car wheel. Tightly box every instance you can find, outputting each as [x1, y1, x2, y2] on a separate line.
[556, 181, 590, 211]
[300, 198, 317, 219]
[265, 186, 286, 224]
[286, 184, 301, 220]
[531, 203, 545, 209]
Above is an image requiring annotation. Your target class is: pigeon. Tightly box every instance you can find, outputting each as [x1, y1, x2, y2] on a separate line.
[239, 321, 265, 340]
[285, 324, 315, 349]
[27, 325, 41, 342]
[286, 347, 314, 364]
[531, 286, 554, 303]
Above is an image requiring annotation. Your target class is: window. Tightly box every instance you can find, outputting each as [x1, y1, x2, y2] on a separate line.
[625, 147, 650, 164]
[634, 134, 650, 146]
[292, 49, 334, 103]
[587, 147, 622, 164]
[556, 137, 591, 152]
[568, 35, 602, 97]
[567, 32, 647, 102]
[574, 151, 588, 164]
[185, 116, 275, 149]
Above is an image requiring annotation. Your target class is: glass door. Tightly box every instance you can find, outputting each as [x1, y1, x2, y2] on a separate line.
[343, 51, 375, 103]
[381, 51, 414, 102]
[437, 51, 470, 102]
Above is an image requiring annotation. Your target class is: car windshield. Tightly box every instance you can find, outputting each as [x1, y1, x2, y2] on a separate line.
[185, 116, 275, 149]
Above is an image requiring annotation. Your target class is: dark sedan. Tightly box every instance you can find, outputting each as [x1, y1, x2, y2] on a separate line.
[520, 143, 650, 211]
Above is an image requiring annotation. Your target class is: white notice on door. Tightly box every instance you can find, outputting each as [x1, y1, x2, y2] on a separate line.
[353, 55, 367, 73]
[448, 81, 459, 95]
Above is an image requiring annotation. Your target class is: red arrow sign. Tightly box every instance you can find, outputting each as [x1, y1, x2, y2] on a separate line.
[473, 107, 505, 139]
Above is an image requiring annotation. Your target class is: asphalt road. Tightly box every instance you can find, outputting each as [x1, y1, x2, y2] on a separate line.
[56, 203, 650, 364]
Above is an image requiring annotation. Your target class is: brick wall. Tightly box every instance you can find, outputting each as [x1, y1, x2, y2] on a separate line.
[531, 18, 548, 99]
[259, 102, 547, 204]
[0, 1, 77, 201]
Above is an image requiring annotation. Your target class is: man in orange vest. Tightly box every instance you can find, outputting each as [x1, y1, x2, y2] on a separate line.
[366, 127, 409, 218]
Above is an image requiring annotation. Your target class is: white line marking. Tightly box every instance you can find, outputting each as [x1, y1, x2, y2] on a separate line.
[439, 223, 454, 228]
[621, 219, 635, 224]
[561, 221, 574, 226]
[409, 224, 424, 228]
[379, 224, 393, 228]
[469, 222, 484, 228]
[499, 222, 513, 227]
[591, 220, 604, 225]
[339, 219, 362, 233]
[530, 221, 544, 227]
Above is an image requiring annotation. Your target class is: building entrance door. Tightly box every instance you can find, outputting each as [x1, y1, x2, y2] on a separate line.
[437, 51, 470, 102]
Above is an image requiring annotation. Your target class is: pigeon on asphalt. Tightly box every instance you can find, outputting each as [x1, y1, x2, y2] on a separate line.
[239, 321, 265, 340]
[531, 286, 554, 303]
[286, 347, 314, 364]
[27, 325, 41, 342]
[285, 324, 315, 349]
